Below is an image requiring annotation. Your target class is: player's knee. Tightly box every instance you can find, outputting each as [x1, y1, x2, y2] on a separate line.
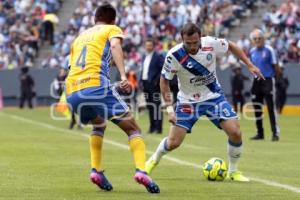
[229, 128, 242, 142]
[92, 126, 106, 137]
[121, 120, 141, 135]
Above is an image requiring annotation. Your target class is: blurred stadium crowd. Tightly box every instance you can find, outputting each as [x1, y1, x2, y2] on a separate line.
[0, 0, 62, 70]
[261, 2, 300, 62]
[0, 0, 299, 71]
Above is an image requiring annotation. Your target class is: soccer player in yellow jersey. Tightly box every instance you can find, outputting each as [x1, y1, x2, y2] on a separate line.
[66, 3, 160, 193]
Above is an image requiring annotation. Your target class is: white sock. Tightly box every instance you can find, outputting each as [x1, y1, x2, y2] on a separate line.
[227, 140, 242, 173]
[152, 137, 170, 162]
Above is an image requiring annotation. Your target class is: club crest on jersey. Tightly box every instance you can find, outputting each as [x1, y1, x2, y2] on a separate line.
[206, 53, 212, 61]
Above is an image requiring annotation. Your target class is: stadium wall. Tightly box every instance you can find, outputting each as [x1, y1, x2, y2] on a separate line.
[0, 63, 299, 107]
[0, 68, 59, 106]
[217, 63, 300, 105]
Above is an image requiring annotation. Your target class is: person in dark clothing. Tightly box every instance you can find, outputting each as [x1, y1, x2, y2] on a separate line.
[42, 13, 58, 45]
[141, 38, 164, 134]
[19, 67, 35, 109]
[249, 29, 281, 141]
[231, 66, 249, 113]
[42, 20, 54, 45]
[54, 68, 67, 97]
[276, 67, 289, 114]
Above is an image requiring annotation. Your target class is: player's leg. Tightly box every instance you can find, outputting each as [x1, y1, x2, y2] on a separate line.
[115, 113, 160, 193]
[207, 96, 249, 182]
[146, 125, 187, 174]
[146, 103, 197, 174]
[88, 116, 113, 191]
[220, 119, 249, 182]
[105, 87, 150, 173]
[103, 86, 160, 193]
[89, 117, 107, 172]
[220, 119, 242, 171]
[66, 90, 113, 191]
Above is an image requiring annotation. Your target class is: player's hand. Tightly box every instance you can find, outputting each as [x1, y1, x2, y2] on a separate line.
[249, 65, 265, 80]
[168, 112, 176, 125]
[119, 79, 131, 93]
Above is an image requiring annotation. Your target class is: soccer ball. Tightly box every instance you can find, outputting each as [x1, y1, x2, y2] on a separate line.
[202, 157, 228, 181]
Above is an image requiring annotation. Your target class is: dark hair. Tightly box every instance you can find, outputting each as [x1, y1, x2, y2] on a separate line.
[145, 38, 155, 45]
[180, 23, 201, 38]
[21, 67, 29, 74]
[94, 2, 116, 24]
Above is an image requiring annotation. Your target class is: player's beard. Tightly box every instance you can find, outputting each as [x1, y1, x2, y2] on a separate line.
[188, 47, 199, 55]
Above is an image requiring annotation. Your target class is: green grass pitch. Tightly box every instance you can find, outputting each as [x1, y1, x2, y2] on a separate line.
[0, 108, 299, 200]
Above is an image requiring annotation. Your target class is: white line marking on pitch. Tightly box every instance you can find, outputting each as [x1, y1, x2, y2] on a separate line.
[1, 112, 300, 194]
[145, 134, 209, 151]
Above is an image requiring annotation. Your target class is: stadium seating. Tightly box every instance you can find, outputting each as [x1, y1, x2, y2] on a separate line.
[2, 0, 298, 71]
[40, 0, 261, 70]
[0, 0, 62, 70]
[261, 2, 300, 62]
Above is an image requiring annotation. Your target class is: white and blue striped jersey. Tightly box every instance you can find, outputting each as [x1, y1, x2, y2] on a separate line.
[162, 36, 229, 103]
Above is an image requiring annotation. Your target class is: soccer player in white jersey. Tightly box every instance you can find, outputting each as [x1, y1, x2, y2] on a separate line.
[145, 23, 264, 181]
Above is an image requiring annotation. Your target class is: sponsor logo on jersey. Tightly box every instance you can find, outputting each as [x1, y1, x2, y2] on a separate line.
[190, 72, 216, 86]
[166, 56, 172, 64]
[186, 61, 193, 68]
[180, 105, 194, 113]
[202, 47, 214, 51]
[163, 64, 171, 72]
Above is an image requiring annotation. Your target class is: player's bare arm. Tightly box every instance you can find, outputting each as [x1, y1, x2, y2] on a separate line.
[228, 41, 265, 80]
[160, 76, 176, 124]
[273, 63, 282, 77]
[110, 37, 130, 92]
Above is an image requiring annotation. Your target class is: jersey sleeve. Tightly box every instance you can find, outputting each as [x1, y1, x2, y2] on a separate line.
[108, 26, 124, 40]
[267, 46, 278, 64]
[211, 37, 229, 56]
[161, 53, 179, 80]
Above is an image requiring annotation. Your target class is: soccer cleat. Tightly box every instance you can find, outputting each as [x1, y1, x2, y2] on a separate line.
[90, 169, 113, 191]
[272, 135, 279, 142]
[145, 156, 159, 175]
[229, 171, 250, 182]
[134, 170, 160, 193]
[250, 135, 264, 140]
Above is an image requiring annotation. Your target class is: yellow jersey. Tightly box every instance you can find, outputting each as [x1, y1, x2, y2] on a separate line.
[65, 24, 123, 95]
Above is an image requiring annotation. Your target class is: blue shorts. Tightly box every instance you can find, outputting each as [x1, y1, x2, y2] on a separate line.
[67, 86, 129, 124]
[175, 95, 237, 133]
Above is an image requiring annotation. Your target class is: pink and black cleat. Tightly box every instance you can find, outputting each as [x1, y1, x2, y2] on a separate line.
[90, 169, 113, 191]
[134, 169, 160, 193]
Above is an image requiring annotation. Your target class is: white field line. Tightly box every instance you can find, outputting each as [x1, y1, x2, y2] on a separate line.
[1, 112, 300, 194]
[144, 134, 209, 151]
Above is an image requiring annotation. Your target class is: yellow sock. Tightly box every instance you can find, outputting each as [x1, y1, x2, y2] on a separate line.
[89, 135, 103, 171]
[129, 136, 146, 171]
